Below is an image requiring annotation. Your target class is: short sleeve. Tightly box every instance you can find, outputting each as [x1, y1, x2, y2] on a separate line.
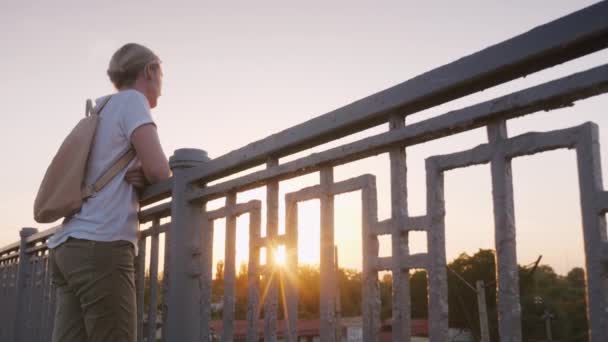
[119, 90, 156, 141]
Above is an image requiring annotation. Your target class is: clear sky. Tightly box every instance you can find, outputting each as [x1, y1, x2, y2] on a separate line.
[1, 0, 607, 276]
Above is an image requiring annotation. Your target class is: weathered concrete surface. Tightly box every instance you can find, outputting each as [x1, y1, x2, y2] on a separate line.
[264, 158, 279, 342]
[165, 148, 209, 342]
[488, 121, 522, 342]
[388, 115, 411, 342]
[171, 1, 608, 190]
[320, 168, 336, 342]
[187, 64, 608, 204]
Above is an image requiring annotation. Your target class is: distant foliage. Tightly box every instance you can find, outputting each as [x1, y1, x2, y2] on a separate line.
[181, 250, 587, 340]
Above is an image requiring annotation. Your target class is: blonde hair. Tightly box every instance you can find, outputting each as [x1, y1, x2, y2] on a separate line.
[107, 43, 160, 89]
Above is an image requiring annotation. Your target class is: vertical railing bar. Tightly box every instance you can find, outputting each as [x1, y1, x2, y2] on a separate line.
[48, 259, 56, 342]
[44, 252, 53, 342]
[25, 254, 35, 342]
[285, 199, 299, 342]
[425, 159, 449, 342]
[265, 158, 279, 342]
[161, 226, 170, 342]
[320, 167, 336, 342]
[388, 114, 411, 342]
[0, 261, 5, 340]
[223, 192, 237, 342]
[14, 260, 20, 342]
[0, 261, 6, 341]
[28, 254, 37, 342]
[34, 251, 44, 342]
[487, 121, 522, 341]
[14, 228, 37, 342]
[9, 260, 17, 342]
[246, 207, 261, 342]
[362, 178, 381, 342]
[40, 252, 50, 342]
[0, 261, 3, 340]
[136, 236, 147, 342]
[575, 122, 608, 341]
[147, 219, 161, 342]
[36, 252, 43, 342]
[200, 207, 214, 342]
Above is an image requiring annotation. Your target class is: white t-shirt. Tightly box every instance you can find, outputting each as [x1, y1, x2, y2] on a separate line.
[47, 89, 155, 256]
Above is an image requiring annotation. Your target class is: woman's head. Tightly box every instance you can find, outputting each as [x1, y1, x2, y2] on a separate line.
[107, 43, 163, 108]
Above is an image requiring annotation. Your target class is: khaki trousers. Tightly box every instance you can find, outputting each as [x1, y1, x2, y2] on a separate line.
[50, 237, 136, 342]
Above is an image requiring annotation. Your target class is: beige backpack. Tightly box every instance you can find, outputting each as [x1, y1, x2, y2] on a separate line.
[33, 97, 135, 223]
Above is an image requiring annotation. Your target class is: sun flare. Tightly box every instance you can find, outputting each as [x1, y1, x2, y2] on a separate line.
[274, 245, 286, 266]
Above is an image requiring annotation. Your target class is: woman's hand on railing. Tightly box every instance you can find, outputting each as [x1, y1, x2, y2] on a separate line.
[125, 161, 149, 190]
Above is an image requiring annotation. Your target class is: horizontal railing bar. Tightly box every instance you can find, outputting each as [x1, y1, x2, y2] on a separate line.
[253, 235, 288, 249]
[330, 175, 373, 196]
[0, 252, 19, 263]
[375, 215, 430, 235]
[285, 185, 323, 203]
[25, 226, 60, 245]
[187, 63, 608, 203]
[0, 242, 19, 257]
[375, 219, 393, 235]
[431, 124, 585, 172]
[376, 253, 429, 271]
[180, 1, 608, 188]
[139, 202, 172, 223]
[205, 207, 229, 221]
[234, 201, 262, 216]
[139, 223, 170, 239]
[204, 200, 262, 221]
[432, 145, 493, 171]
[405, 215, 430, 231]
[504, 125, 582, 158]
[139, 180, 172, 207]
[25, 244, 49, 255]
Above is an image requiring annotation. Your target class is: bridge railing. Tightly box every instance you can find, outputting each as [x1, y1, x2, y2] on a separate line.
[2, 1, 608, 341]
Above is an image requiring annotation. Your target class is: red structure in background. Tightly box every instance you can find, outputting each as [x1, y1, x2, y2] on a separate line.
[209, 318, 429, 341]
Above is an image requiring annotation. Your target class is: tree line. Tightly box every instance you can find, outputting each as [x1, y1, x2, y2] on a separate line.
[146, 249, 588, 341]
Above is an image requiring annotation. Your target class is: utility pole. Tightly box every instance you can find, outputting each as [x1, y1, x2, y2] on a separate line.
[475, 281, 490, 342]
[447, 266, 490, 342]
[335, 245, 342, 342]
[542, 309, 554, 341]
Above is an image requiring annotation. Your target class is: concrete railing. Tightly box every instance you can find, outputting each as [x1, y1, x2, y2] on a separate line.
[2, 1, 608, 341]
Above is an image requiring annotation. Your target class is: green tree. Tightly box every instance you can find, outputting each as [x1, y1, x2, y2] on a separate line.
[447, 249, 498, 341]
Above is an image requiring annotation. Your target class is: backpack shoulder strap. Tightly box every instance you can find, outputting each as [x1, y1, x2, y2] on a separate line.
[83, 148, 136, 198]
[90, 95, 113, 116]
[94, 148, 136, 192]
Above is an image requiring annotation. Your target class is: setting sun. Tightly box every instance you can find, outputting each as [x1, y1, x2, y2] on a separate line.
[274, 245, 286, 266]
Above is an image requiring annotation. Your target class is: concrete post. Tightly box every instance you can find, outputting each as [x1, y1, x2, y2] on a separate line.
[14, 227, 38, 342]
[388, 115, 411, 342]
[320, 167, 336, 342]
[488, 122, 522, 342]
[264, 158, 280, 342]
[166, 148, 209, 342]
[575, 123, 608, 341]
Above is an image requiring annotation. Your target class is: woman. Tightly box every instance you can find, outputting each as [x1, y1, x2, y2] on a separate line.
[47, 43, 171, 342]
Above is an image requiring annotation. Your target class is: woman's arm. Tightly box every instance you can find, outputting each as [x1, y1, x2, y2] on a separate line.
[130, 123, 171, 184]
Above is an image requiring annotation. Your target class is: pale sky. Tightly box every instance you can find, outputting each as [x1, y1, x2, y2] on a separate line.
[1, 0, 607, 276]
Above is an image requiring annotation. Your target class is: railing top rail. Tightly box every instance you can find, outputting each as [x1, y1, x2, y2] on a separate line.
[24, 226, 60, 245]
[185, 63, 608, 203]
[0, 241, 19, 256]
[140, 179, 172, 205]
[0, 225, 62, 256]
[165, 1, 608, 188]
